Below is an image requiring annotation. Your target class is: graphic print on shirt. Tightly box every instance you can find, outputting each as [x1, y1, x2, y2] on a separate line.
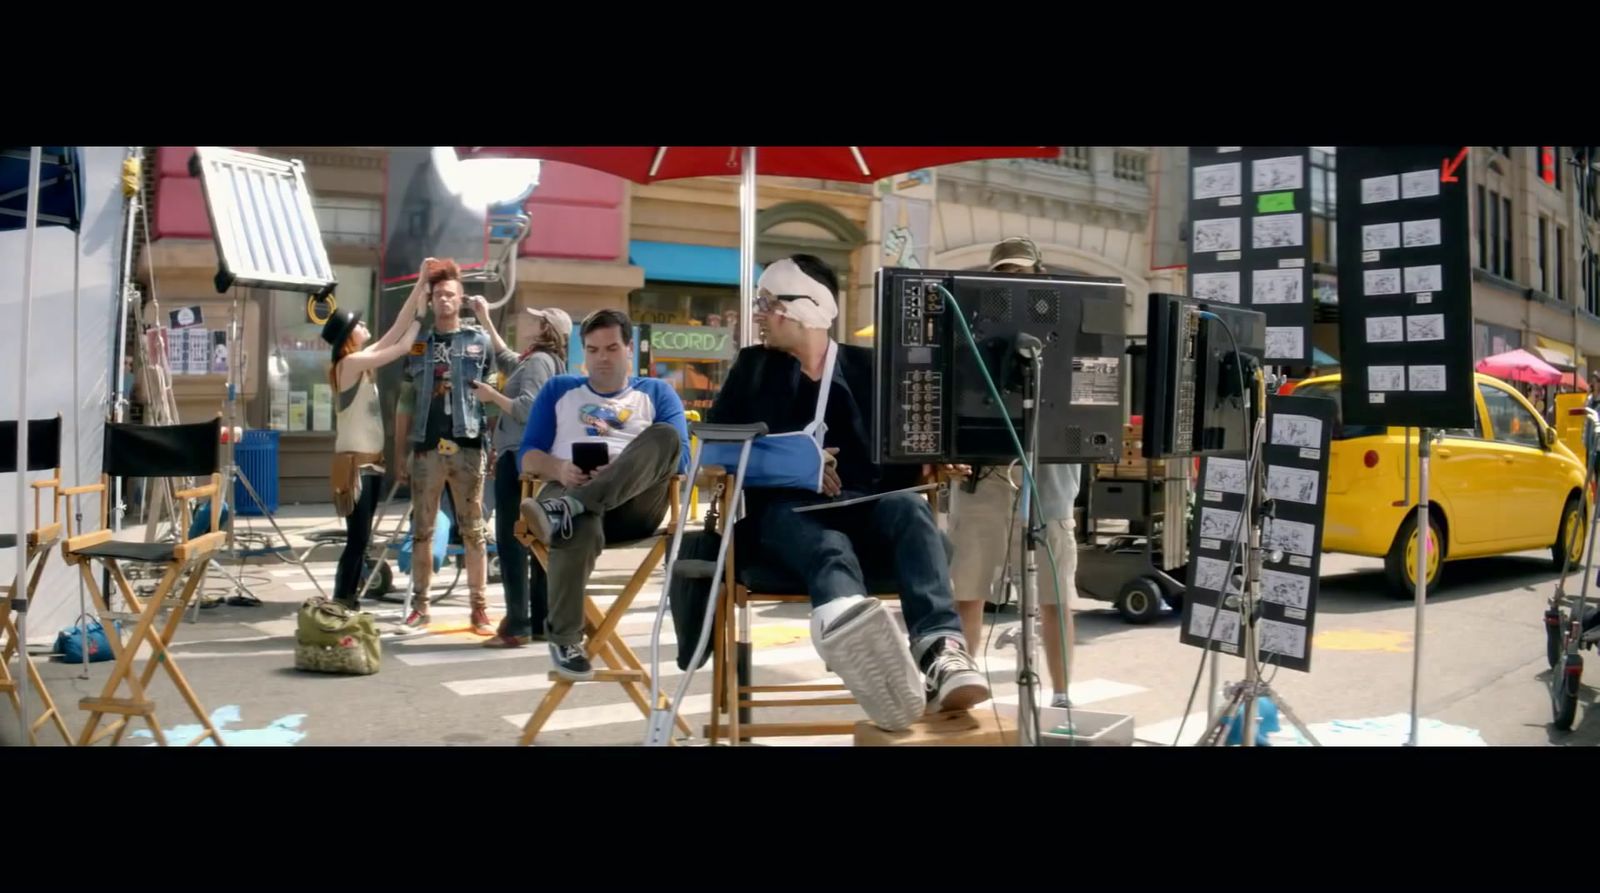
[431, 338, 452, 400]
[578, 401, 634, 437]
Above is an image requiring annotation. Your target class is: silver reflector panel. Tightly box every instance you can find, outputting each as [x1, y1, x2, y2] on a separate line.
[192, 146, 336, 295]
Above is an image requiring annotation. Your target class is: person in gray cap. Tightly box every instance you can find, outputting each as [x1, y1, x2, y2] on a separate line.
[464, 297, 573, 648]
[947, 237, 1083, 709]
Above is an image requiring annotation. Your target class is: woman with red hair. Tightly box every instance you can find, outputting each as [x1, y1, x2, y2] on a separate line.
[320, 259, 433, 609]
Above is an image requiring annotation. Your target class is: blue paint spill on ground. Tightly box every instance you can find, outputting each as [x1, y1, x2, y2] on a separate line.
[128, 705, 307, 746]
[1273, 713, 1486, 747]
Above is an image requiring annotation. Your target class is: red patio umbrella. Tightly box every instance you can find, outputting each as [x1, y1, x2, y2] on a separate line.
[1475, 348, 1563, 385]
[456, 146, 1060, 344]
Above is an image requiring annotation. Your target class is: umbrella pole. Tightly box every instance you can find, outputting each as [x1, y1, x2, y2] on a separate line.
[735, 146, 758, 731]
[738, 146, 757, 350]
[14, 147, 42, 745]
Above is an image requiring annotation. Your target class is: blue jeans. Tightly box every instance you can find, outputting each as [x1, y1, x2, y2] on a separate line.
[494, 448, 547, 637]
[755, 490, 963, 647]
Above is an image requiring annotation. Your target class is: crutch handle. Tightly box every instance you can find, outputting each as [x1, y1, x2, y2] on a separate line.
[688, 422, 768, 442]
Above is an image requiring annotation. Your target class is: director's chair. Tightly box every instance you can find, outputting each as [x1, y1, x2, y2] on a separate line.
[511, 472, 691, 745]
[0, 416, 73, 745]
[61, 419, 228, 747]
[702, 469, 955, 746]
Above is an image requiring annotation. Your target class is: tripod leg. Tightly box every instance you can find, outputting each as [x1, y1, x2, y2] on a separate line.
[1198, 687, 1246, 747]
[235, 467, 329, 599]
[1265, 689, 1321, 746]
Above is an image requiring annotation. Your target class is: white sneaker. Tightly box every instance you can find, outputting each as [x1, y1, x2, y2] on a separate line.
[811, 596, 924, 732]
[1050, 692, 1073, 709]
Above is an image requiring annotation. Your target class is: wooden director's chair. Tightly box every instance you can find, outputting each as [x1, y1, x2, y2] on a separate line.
[702, 469, 955, 745]
[61, 419, 228, 747]
[511, 472, 691, 745]
[0, 416, 73, 745]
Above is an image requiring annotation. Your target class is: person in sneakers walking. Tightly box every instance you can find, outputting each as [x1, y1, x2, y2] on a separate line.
[517, 309, 690, 679]
[464, 295, 571, 649]
[706, 254, 989, 730]
[394, 258, 499, 635]
[948, 237, 1082, 710]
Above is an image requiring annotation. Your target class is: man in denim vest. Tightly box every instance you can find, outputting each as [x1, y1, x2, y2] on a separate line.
[395, 258, 498, 634]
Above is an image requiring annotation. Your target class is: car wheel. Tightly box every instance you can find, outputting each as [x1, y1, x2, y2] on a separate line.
[1552, 495, 1586, 570]
[1384, 511, 1442, 599]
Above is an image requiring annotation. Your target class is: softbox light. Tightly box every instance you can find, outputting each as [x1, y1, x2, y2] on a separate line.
[190, 147, 337, 296]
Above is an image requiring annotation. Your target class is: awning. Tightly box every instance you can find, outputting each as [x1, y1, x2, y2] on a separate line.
[629, 240, 763, 287]
[0, 147, 84, 231]
[1531, 342, 1576, 372]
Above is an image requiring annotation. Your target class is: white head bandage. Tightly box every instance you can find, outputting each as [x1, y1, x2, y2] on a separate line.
[757, 258, 838, 330]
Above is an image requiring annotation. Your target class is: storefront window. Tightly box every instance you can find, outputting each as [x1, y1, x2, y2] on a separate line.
[630, 283, 742, 412]
[630, 283, 742, 341]
[643, 323, 736, 412]
[267, 264, 375, 434]
[1473, 321, 1521, 361]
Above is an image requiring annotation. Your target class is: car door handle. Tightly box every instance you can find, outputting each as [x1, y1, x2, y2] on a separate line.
[1436, 448, 1452, 458]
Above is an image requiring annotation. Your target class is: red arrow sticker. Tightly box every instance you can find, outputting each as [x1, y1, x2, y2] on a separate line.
[1440, 147, 1469, 184]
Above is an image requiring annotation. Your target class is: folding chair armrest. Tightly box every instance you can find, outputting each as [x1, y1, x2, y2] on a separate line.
[28, 522, 62, 546]
[519, 473, 544, 500]
[29, 478, 61, 491]
[173, 484, 218, 500]
[174, 530, 227, 563]
[64, 528, 113, 556]
[61, 484, 105, 496]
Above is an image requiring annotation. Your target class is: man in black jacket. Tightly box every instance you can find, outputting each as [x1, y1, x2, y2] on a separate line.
[708, 254, 988, 729]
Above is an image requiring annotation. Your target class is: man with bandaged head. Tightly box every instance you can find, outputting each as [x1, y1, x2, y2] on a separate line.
[707, 254, 989, 730]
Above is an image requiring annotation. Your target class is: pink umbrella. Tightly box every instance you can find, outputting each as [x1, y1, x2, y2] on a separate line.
[1476, 348, 1563, 385]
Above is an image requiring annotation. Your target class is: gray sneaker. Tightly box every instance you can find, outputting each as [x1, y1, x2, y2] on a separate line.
[918, 636, 991, 712]
[521, 497, 575, 544]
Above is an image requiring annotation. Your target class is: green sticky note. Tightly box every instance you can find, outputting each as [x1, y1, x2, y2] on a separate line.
[1258, 192, 1295, 213]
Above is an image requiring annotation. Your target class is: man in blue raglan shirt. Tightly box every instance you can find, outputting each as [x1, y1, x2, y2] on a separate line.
[518, 308, 690, 679]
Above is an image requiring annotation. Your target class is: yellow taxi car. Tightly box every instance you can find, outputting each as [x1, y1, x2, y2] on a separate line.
[1292, 372, 1589, 597]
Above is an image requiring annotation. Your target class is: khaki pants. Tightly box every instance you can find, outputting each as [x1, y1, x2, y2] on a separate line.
[410, 444, 488, 611]
[949, 473, 1077, 606]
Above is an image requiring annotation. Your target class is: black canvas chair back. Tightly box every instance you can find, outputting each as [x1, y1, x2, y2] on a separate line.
[0, 417, 62, 474]
[103, 420, 220, 479]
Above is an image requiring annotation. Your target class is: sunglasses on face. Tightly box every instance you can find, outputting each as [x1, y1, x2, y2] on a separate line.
[754, 293, 819, 314]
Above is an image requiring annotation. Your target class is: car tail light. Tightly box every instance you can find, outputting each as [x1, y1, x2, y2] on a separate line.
[1363, 450, 1379, 468]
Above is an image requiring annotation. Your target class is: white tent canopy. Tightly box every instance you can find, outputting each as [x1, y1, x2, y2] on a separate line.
[1, 147, 124, 642]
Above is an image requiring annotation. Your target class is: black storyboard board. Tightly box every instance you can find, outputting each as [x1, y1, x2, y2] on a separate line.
[1335, 146, 1474, 429]
[1187, 147, 1312, 364]
[1179, 394, 1334, 672]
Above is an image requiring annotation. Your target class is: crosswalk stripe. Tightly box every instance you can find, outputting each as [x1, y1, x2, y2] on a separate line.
[991, 678, 1146, 707]
[1134, 712, 1211, 746]
[504, 693, 714, 734]
[443, 643, 829, 696]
